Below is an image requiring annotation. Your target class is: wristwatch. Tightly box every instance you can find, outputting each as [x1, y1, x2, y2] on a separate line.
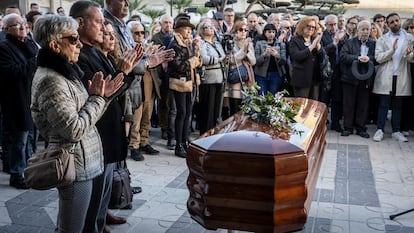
[144, 59, 150, 70]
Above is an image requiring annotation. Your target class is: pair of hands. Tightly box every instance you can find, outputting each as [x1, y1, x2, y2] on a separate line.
[264, 46, 280, 58]
[243, 37, 253, 53]
[116, 44, 144, 75]
[309, 33, 322, 51]
[333, 30, 346, 45]
[393, 38, 414, 56]
[88, 71, 124, 98]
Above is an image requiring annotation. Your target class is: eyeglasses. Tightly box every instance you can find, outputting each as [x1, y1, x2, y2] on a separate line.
[225, 14, 234, 17]
[408, 26, 414, 30]
[9, 22, 26, 29]
[238, 28, 248, 32]
[327, 23, 337, 26]
[62, 34, 80, 45]
[133, 31, 145, 36]
[203, 24, 214, 30]
[282, 26, 291, 30]
[306, 25, 316, 30]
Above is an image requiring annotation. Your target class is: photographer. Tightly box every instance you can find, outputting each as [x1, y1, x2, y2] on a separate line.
[223, 21, 256, 117]
[198, 19, 226, 135]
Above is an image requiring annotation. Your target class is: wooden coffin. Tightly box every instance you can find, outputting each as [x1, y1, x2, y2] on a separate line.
[186, 98, 328, 233]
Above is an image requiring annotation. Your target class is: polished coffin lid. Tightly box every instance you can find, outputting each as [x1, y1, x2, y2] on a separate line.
[186, 98, 328, 232]
[192, 130, 303, 155]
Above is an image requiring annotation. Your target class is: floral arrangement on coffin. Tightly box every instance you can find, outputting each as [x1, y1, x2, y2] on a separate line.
[240, 83, 302, 138]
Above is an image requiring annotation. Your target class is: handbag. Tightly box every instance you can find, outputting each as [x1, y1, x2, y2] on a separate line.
[109, 161, 133, 209]
[228, 62, 249, 84]
[24, 145, 76, 190]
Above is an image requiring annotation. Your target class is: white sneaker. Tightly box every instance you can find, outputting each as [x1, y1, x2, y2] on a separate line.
[373, 129, 384, 142]
[401, 131, 409, 137]
[392, 132, 408, 142]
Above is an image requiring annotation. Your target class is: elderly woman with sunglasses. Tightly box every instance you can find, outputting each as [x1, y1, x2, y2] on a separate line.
[31, 15, 124, 233]
[223, 20, 256, 118]
[289, 16, 324, 100]
[197, 18, 227, 135]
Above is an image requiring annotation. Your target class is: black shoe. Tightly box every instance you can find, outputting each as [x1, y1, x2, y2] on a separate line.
[140, 144, 159, 155]
[3, 163, 9, 174]
[175, 143, 187, 158]
[10, 176, 29, 189]
[357, 131, 370, 138]
[161, 130, 168, 140]
[341, 130, 352, 136]
[132, 186, 142, 194]
[131, 149, 144, 161]
[167, 139, 175, 150]
[331, 125, 343, 132]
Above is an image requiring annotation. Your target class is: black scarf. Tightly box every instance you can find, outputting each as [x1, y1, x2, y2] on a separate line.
[36, 48, 84, 81]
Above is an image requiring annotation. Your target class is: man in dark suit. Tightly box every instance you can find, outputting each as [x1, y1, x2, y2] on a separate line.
[0, 13, 38, 189]
[321, 14, 346, 132]
[70, 1, 140, 231]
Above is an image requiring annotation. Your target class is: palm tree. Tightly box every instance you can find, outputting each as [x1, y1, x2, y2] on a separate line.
[129, 0, 147, 15]
[166, 0, 192, 12]
[142, 9, 166, 27]
[197, 7, 210, 17]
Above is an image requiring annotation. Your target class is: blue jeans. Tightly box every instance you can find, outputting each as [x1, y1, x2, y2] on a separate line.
[6, 130, 32, 179]
[256, 72, 283, 96]
[377, 94, 404, 132]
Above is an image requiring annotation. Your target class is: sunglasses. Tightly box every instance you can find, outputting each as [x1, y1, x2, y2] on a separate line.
[306, 25, 316, 30]
[238, 28, 248, 32]
[133, 31, 145, 36]
[62, 34, 80, 45]
[9, 22, 26, 29]
[408, 26, 414, 30]
[258, 22, 265, 25]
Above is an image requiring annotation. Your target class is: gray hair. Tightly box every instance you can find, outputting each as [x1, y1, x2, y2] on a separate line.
[3, 13, 21, 27]
[33, 15, 78, 49]
[324, 14, 338, 23]
[127, 20, 141, 29]
[357, 20, 371, 30]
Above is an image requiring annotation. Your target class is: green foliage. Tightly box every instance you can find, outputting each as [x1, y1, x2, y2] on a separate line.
[92, 0, 104, 7]
[197, 7, 210, 16]
[129, 0, 147, 15]
[241, 83, 302, 136]
[166, 0, 192, 11]
[142, 9, 166, 27]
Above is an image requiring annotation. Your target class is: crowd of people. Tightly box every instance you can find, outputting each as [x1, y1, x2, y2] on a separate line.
[0, 0, 414, 232]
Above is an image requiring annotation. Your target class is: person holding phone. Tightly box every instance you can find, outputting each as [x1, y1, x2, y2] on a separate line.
[289, 16, 325, 100]
[254, 23, 287, 95]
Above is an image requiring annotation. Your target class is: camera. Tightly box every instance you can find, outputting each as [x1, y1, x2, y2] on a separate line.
[222, 33, 234, 54]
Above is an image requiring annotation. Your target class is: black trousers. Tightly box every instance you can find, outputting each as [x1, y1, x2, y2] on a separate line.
[342, 81, 370, 132]
[173, 91, 193, 144]
[198, 83, 223, 135]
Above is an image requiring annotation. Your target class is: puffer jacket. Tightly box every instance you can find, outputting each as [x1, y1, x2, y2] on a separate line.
[31, 49, 108, 181]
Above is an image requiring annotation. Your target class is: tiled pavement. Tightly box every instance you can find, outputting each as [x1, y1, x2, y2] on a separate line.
[1, 123, 414, 233]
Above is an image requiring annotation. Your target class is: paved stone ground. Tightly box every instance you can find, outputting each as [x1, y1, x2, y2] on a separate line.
[1, 122, 414, 233]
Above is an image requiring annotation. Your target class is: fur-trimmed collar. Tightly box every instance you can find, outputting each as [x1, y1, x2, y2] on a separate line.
[173, 33, 190, 48]
[36, 48, 84, 81]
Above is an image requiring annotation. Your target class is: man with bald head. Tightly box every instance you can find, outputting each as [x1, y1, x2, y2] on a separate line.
[0, 13, 38, 189]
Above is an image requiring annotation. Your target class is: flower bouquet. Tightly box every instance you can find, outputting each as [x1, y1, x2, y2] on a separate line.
[240, 83, 302, 138]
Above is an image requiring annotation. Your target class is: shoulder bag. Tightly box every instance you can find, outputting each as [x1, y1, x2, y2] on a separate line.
[24, 145, 76, 190]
